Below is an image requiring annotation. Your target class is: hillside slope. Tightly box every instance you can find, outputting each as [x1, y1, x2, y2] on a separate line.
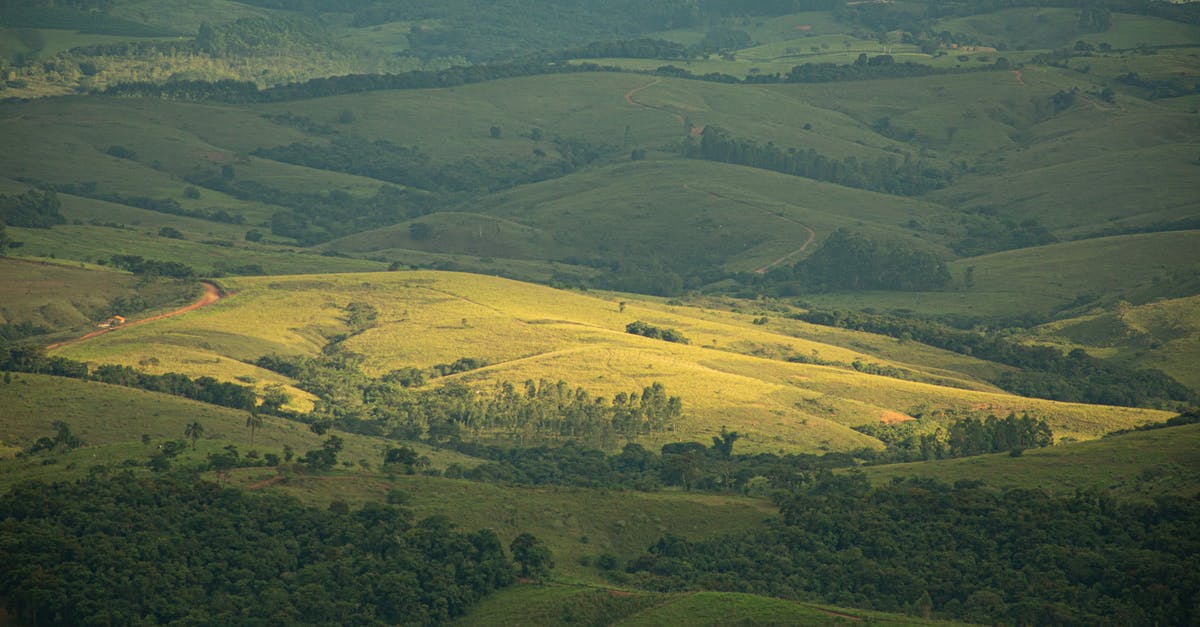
[50, 271, 1171, 453]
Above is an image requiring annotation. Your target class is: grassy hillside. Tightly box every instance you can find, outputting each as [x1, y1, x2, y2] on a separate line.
[50, 271, 1172, 453]
[456, 586, 955, 626]
[0, 257, 197, 335]
[327, 159, 958, 276]
[1027, 294, 1200, 391]
[231, 470, 776, 585]
[2, 57, 1194, 321]
[0, 372, 478, 488]
[862, 422, 1200, 500]
[801, 230, 1200, 321]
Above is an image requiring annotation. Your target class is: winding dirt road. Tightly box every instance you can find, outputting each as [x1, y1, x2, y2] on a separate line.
[624, 79, 704, 137]
[46, 281, 224, 351]
[681, 184, 817, 274]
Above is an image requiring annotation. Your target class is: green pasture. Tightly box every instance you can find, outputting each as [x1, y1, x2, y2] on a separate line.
[0, 373, 478, 489]
[863, 422, 1200, 501]
[0, 27, 175, 62]
[801, 230, 1200, 320]
[1081, 46, 1200, 82]
[108, 0, 277, 33]
[48, 271, 1172, 453]
[238, 470, 776, 585]
[0, 256, 197, 334]
[1028, 294, 1200, 391]
[325, 157, 962, 279]
[935, 9, 1200, 51]
[456, 586, 954, 626]
[9, 224, 385, 276]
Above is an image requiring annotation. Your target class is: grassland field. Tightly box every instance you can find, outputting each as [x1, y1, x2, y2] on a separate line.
[1, 5, 1199, 625]
[1, 56, 1193, 308]
[861, 422, 1200, 501]
[0, 372, 478, 487]
[1024, 294, 1200, 390]
[455, 586, 956, 626]
[47, 271, 1173, 454]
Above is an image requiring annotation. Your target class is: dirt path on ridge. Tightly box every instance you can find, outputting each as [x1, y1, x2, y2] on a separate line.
[46, 281, 225, 351]
[681, 183, 818, 274]
[624, 79, 704, 137]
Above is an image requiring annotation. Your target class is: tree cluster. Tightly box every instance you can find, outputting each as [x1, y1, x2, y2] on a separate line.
[253, 133, 608, 201]
[0, 346, 259, 412]
[47, 183, 246, 225]
[0, 189, 65, 228]
[0, 474, 517, 625]
[625, 321, 690, 344]
[184, 172, 429, 245]
[255, 351, 682, 448]
[108, 255, 197, 280]
[691, 126, 953, 197]
[854, 412, 1053, 461]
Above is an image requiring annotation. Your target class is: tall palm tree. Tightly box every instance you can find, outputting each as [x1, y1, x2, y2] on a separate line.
[184, 421, 204, 450]
[246, 413, 264, 447]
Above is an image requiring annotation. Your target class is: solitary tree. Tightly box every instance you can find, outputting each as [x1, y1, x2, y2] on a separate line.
[510, 533, 553, 580]
[184, 421, 204, 450]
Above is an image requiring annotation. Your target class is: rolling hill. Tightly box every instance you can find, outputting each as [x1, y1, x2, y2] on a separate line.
[48, 270, 1172, 453]
[3, 2, 1199, 623]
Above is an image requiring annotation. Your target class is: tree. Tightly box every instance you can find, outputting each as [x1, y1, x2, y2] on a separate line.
[711, 427, 739, 458]
[185, 421, 204, 450]
[489, 125, 502, 139]
[302, 436, 343, 471]
[259, 384, 290, 414]
[0, 219, 15, 253]
[509, 533, 553, 580]
[246, 413, 263, 447]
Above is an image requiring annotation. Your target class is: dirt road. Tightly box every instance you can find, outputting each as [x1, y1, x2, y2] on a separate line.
[681, 183, 817, 274]
[624, 79, 704, 136]
[46, 281, 224, 351]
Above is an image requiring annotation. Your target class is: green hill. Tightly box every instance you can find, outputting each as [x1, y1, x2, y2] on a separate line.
[48, 271, 1172, 453]
[800, 230, 1200, 322]
[456, 586, 956, 626]
[862, 422, 1200, 500]
[1027, 294, 1200, 391]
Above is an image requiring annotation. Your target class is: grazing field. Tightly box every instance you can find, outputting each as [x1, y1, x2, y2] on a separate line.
[862, 423, 1200, 500]
[0, 373, 477, 488]
[50, 271, 1173, 452]
[801, 230, 1200, 320]
[455, 586, 954, 626]
[237, 470, 777, 585]
[1028, 294, 1200, 391]
[328, 159, 958, 275]
[0, 256, 198, 336]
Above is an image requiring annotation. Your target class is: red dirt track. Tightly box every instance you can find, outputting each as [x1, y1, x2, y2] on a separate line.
[624, 79, 704, 136]
[46, 281, 224, 351]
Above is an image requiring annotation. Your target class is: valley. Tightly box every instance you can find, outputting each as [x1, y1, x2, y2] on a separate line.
[1, 0, 1198, 624]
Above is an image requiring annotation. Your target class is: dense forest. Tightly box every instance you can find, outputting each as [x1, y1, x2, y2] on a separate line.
[0, 474, 520, 625]
[625, 474, 1200, 626]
